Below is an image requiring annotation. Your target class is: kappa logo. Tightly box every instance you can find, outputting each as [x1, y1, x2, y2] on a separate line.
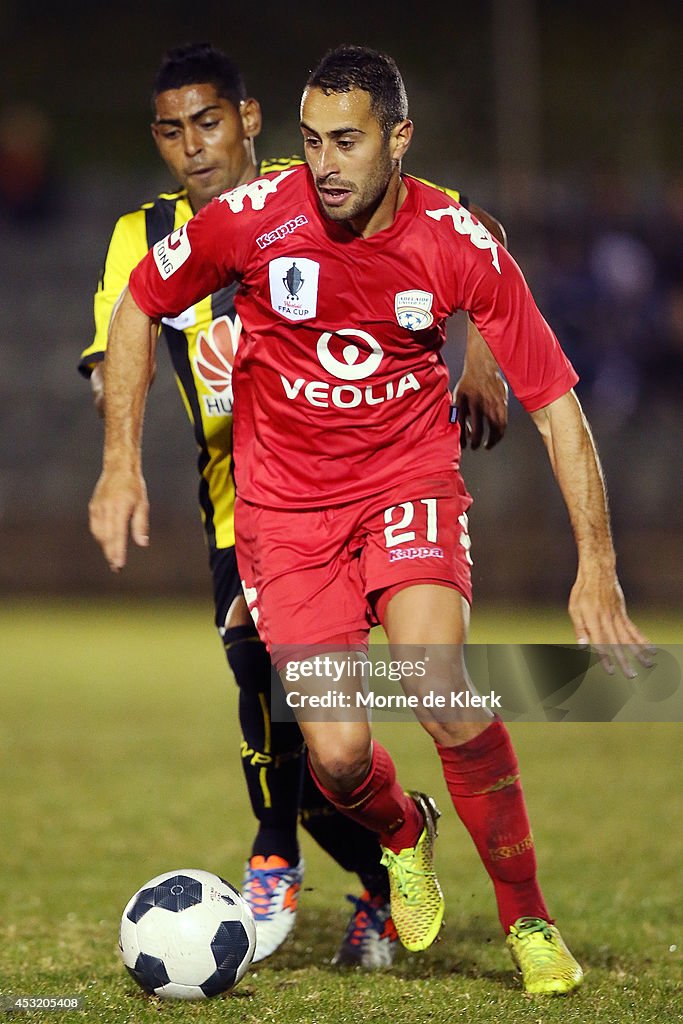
[153, 224, 191, 278]
[193, 315, 242, 416]
[389, 546, 444, 562]
[219, 169, 296, 213]
[395, 290, 434, 330]
[256, 214, 308, 250]
[269, 256, 319, 321]
[425, 205, 501, 273]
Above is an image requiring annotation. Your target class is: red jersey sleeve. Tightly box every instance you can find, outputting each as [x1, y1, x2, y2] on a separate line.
[129, 196, 239, 320]
[457, 232, 578, 411]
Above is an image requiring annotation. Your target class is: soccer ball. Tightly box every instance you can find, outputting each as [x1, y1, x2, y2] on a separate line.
[119, 868, 256, 1000]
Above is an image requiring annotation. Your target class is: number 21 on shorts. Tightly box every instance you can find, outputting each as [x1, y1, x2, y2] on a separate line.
[383, 499, 439, 547]
[383, 498, 473, 565]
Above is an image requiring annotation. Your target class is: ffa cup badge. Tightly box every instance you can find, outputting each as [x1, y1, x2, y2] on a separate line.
[269, 256, 320, 322]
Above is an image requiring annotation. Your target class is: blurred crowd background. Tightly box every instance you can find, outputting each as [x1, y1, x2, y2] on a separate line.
[0, 0, 681, 607]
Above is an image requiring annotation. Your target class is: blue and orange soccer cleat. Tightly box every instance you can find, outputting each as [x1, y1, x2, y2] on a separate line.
[241, 855, 304, 962]
[331, 890, 399, 969]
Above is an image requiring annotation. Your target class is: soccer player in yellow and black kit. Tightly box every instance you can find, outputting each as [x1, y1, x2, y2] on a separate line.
[80, 43, 509, 967]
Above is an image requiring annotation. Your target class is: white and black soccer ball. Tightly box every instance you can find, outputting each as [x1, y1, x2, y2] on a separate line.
[119, 868, 256, 1000]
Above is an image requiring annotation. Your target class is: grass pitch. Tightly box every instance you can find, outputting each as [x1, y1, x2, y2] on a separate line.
[1, 600, 682, 1023]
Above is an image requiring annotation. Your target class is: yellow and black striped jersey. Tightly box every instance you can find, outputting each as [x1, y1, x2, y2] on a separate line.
[79, 160, 466, 551]
[79, 157, 302, 550]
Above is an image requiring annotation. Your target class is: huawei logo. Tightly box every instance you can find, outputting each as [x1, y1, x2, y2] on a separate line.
[193, 315, 242, 396]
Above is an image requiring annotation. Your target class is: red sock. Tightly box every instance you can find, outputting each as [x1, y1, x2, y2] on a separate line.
[307, 741, 422, 852]
[436, 720, 550, 933]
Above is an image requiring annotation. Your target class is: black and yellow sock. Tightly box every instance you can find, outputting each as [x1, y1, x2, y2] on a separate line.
[224, 625, 303, 865]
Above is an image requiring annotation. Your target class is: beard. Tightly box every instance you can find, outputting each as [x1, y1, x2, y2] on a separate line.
[316, 147, 395, 226]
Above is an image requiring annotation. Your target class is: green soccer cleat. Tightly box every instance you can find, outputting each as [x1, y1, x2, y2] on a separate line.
[506, 917, 584, 995]
[380, 792, 444, 952]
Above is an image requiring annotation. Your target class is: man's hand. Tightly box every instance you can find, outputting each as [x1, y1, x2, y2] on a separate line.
[89, 466, 150, 572]
[569, 564, 655, 678]
[453, 321, 508, 449]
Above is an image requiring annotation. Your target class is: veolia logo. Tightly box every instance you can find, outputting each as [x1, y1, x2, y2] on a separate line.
[316, 329, 384, 380]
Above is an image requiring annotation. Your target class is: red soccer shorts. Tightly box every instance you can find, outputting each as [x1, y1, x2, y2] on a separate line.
[235, 473, 473, 658]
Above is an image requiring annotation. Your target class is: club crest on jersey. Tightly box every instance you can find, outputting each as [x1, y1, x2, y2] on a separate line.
[193, 314, 242, 416]
[394, 290, 434, 331]
[269, 257, 319, 322]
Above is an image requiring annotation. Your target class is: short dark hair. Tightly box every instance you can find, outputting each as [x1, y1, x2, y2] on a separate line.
[306, 45, 408, 137]
[152, 42, 247, 110]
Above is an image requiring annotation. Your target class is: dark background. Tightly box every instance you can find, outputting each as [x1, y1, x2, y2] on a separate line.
[1, 0, 681, 605]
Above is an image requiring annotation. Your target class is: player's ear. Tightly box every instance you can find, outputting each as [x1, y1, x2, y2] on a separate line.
[240, 98, 262, 140]
[389, 119, 413, 162]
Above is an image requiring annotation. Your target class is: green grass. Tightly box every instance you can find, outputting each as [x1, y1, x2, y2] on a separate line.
[1, 600, 682, 1023]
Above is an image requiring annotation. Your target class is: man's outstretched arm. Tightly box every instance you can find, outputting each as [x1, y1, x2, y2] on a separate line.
[88, 287, 157, 572]
[531, 389, 653, 674]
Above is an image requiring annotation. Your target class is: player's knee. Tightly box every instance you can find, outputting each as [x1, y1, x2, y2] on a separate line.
[308, 738, 371, 795]
[319, 760, 368, 795]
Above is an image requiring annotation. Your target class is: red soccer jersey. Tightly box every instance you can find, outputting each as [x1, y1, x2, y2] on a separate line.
[130, 166, 577, 509]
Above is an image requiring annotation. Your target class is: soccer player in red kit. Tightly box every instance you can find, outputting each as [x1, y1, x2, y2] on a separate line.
[84, 41, 508, 969]
[91, 46, 653, 995]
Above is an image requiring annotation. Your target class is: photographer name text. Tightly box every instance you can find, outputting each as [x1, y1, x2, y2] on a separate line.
[285, 690, 502, 710]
